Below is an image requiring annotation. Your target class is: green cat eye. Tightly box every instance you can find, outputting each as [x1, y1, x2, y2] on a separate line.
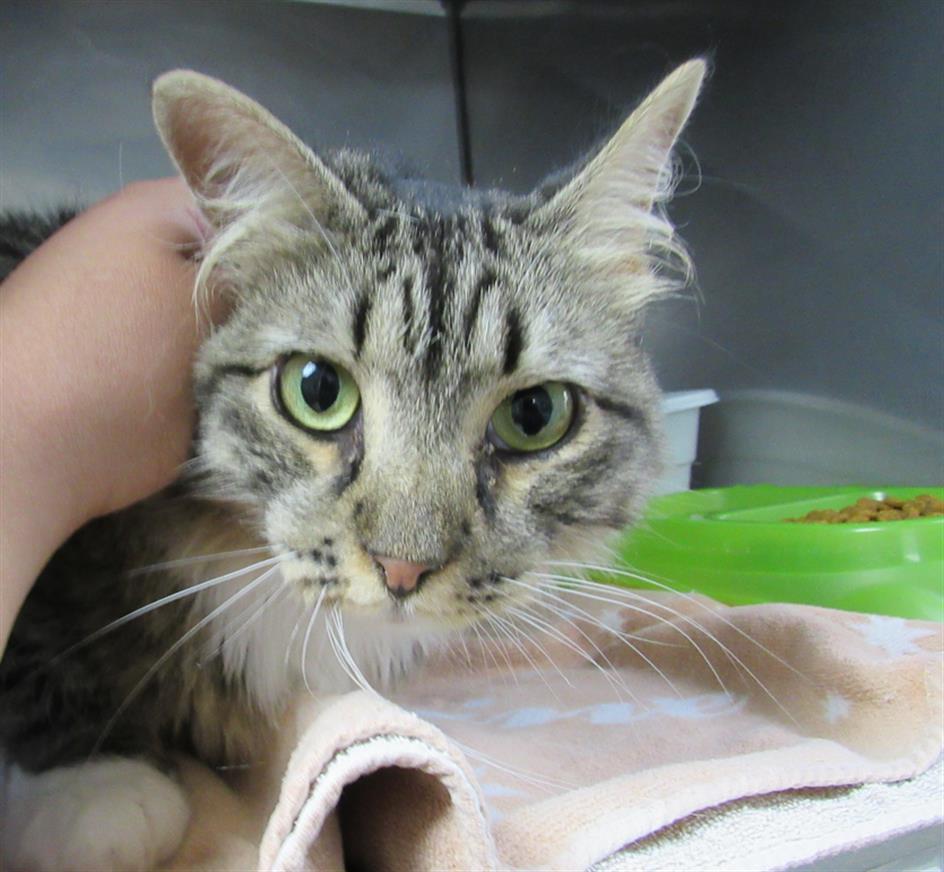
[276, 354, 360, 432]
[489, 382, 575, 452]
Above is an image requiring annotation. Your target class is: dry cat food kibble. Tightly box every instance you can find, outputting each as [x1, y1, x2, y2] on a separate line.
[787, 494, 944, 523]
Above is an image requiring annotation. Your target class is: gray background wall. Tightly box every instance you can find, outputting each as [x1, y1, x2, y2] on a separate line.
[2, 0, 941, 485]
[0, 0, 459, 206]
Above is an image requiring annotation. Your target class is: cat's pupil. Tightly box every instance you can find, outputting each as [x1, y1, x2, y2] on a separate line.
[511, 387, 553, 436]
[300, 360, 340, 412]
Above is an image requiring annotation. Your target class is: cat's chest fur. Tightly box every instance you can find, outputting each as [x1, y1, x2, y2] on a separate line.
[170, 520, 438, 765]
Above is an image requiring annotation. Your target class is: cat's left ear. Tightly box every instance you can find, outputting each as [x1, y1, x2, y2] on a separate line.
[152, 70, 364, 229]
[530, 59, 706, 294]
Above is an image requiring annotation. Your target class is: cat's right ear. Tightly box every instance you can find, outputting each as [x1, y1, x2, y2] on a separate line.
[152, 70, 364, 230]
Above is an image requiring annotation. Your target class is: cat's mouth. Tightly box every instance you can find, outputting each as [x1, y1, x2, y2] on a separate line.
[286, 571, 508, 632]
[329, 595, 456, 638]
[288, 567, 421, 614]
[278, 546, 522, 628]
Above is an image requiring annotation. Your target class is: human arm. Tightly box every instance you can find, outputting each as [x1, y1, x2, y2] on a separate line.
[0, 179, 208, 653]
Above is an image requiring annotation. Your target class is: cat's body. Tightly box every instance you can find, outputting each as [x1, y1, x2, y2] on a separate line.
[2, 499, 261, 769]
[0, 62, 705, 870]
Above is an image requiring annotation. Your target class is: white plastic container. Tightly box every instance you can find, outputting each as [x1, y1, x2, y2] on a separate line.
[655, 389, 719, 494]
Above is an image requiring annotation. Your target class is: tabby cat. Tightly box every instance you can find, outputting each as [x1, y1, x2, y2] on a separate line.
[0, 60, 705, 870]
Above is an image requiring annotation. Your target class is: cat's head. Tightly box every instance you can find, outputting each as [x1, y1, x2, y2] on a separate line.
[153, 63, 704, 631]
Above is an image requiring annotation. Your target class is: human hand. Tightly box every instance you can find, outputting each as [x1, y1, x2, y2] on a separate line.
[1, 178, 210, 650]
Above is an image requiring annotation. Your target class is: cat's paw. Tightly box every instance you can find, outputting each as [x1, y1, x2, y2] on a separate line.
[2, 756, 191, 872]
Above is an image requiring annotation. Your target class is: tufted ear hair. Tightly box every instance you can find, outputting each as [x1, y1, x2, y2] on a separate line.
[152, 70, 363, 229]
[531, 60, 707, 305]
[153, 71, 366, 305]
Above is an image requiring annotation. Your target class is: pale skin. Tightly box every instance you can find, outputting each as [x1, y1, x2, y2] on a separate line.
[0, 178, 215, 654]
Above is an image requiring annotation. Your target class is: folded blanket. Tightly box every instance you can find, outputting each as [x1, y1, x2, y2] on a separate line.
[153, 593, 942, 870]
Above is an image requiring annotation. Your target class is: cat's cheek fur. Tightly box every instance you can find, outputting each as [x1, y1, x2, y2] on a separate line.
[263, 484, 380, 597]
[2, 757, 190, 872]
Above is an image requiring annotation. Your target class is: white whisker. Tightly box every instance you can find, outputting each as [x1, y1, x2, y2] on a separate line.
[475, 613, 520, 685]
[91, 564, 281, 756]
[323, 607, 374, 694]
[301, 587, 328, 695]
[508, 602, 633, 699]
[324, 613, 354, 688]
[453, 627, 475, 671]
[284, 605, 306, 669]
[505, 576, 681, 698]
[478, 607, 566, 702]
[467, 617, 503, 674]
[454, 741, 575, 792]
[548, 560, 809, 683]
[53, 554, 287, 667]
[531, 573, 728, 699]
[216, 580, 290, 655]
[534, 598, 641, 703]
[332, 609, 376, 695]
[500, 606, 581, 691]
[201, 571, 285, 656]
[127, 545, 275, 576]
[534, 572, 798, 724]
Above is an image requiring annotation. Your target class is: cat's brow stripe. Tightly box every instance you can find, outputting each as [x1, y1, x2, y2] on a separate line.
[422, 218, 450, 379]
[371, 215, 397, 255]
[352, 292, 372, 358]
[481, 215, 501, 254]
[199, 364, 267, 400]
[216, 364, 267, 379]
[592, 395, 645, 426]
[463, 269, 496, 349]
[401, 276, 414, 353]
[502, 307, 525, 374]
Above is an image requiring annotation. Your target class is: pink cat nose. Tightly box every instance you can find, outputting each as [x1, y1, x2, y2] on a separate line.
[374, 556, 433, 598]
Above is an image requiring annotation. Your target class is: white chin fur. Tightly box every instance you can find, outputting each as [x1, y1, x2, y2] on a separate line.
[194, 570, 450, 710]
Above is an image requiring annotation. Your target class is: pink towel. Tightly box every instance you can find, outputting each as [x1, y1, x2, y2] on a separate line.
[157, 593, 942, 870]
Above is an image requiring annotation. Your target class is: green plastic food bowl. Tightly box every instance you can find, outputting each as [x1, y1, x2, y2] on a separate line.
[602, 486, 944, 622]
